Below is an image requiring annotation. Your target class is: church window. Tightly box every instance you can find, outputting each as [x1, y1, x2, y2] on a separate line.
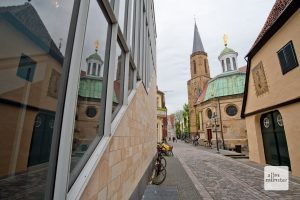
[88, 63, 91, 74]
[226, 58, 231, 71]
[226, 105, 238, 116]
[97, 64, 101, 76]
[207, 109, 212, 119]
[221, 60, 225, 72]
[277, 41, 298, 74]
[193, 61, 196, 74]
[232, 57, 237, 70]
[92, 63, 96, 75]
[86, 106, 97, 118]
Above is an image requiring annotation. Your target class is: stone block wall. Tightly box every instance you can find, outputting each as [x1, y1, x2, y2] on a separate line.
[80, 78, 157, 200]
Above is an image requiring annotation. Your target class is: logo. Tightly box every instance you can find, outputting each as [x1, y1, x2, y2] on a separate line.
[264, 166, 289, 191]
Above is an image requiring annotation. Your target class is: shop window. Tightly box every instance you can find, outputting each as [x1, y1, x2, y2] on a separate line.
[0, 1, 74, 199]
[277, 41, 298, 74]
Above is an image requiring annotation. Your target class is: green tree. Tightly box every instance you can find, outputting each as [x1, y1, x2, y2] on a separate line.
[182, 103, 190, 134]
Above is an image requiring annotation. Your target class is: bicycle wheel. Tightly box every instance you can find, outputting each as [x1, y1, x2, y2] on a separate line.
[160, 156, 167, 168]
[152, 165, 167, 185]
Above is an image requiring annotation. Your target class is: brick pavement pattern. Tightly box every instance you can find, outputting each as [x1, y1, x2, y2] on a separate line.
[173, 141, 300, 200]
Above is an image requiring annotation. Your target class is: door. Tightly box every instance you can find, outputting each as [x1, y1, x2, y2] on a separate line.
[260, 111, 291, 170]
[28, 112, 55, 166]
[207, 129, 212, 143]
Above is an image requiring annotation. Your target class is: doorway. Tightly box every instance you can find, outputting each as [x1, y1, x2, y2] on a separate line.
[207, 129, 212, 146]
[28, 112, 55, 166]
[260, 111, 291, 170]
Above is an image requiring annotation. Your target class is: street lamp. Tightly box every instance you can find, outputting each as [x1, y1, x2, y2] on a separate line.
[212, 112, 220, 153]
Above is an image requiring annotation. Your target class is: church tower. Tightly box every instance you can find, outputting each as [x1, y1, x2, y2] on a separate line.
[187, 23, 211, 135]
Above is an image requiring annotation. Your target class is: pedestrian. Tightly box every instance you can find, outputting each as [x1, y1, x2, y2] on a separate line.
[172, 136, 175, 143]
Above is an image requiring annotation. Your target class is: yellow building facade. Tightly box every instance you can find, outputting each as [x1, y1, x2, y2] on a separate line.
[242, 0, 300, 177]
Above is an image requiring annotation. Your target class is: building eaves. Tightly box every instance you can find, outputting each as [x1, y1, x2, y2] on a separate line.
[242, 0, 300, 118]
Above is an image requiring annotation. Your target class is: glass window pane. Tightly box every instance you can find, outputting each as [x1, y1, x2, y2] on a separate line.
[0, 1, 74, 198]
[69, 0, 109, 182]
[112, 41, 125, 118]
[128, 63, 134, 93]
[129, 0, 135, 49]
[118, 0, 127, 34]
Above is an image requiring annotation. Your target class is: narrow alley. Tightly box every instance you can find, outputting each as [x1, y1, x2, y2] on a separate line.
[144, 141, 300, 200]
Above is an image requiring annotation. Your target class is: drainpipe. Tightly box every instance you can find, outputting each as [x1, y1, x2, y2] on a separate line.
[217, 97, 225, 149]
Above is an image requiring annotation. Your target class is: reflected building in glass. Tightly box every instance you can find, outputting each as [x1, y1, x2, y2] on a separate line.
[0, 0, 158, 199]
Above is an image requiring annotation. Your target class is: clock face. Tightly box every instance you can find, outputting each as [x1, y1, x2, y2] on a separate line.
[252, 61, 269, 96]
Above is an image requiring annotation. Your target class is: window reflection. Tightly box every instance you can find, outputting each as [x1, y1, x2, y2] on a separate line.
[112, 41, 125, 118]
[0, 1, 73, 199]
[70, 0, 109, 181]
[128, 63, 134, 93]
[118, 0, 127, 34]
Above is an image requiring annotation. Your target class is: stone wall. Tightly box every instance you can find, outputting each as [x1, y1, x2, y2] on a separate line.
[80, 78, 157, 200]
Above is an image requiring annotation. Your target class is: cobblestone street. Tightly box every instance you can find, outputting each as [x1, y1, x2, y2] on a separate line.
[173, 141, 300, 200]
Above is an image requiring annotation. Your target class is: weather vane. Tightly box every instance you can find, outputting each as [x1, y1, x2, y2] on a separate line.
[223, 34, 228, 47]
[95, 40, 99, 52]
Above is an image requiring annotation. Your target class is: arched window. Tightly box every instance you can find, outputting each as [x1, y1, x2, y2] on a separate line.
[221, 60, 225, 72]
[97, 64, 100, 76]
[204, 59, 207, 73]
[193, 61, 196, 74]
[226, 58, 231, 71]
[92, 63, 96, 75]
[232, 57, 237, 70]
[88, 63, 91, 74]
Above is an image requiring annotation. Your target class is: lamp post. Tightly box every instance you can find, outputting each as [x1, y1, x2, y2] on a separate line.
[212, 112, 220, 153]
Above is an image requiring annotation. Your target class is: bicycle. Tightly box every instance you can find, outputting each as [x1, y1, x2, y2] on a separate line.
[151, 145, 167, 185]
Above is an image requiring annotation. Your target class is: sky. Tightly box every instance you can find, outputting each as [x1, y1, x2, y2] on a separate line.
[154, 0, 276, 114]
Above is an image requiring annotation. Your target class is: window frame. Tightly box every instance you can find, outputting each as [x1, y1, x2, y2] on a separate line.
[277, 40, 299, 75]
[54, 0, 156, 198]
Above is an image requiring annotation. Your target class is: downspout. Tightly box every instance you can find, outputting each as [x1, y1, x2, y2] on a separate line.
[217, 97, 225, 149]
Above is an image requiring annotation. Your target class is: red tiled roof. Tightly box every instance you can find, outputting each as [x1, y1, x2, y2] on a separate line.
[238, 66, 247, 73]
[195, 82, 208, 105]
[252, 0, 293, 48]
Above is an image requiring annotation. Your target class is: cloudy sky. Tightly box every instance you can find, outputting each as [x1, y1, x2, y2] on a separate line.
[154, 0, 276, 114]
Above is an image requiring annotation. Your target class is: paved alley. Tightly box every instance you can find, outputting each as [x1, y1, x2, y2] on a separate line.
[173, 141, 300, 200]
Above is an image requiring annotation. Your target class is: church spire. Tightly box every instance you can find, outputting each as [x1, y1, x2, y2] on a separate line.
[192, 23, 205, 53]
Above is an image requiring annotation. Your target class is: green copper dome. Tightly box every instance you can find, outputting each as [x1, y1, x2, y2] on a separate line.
[204, 71, 245, 101]
[218, 46, 237, 59]
[78, 77, 118, 103]
[86, 52, 103, 62]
